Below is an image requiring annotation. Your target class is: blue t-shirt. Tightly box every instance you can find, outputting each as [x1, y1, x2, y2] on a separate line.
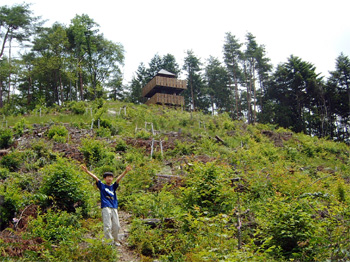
[96, 180, 119, 209]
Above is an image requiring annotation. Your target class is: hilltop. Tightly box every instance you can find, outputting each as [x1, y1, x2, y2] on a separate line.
[0, 100, 349, 261]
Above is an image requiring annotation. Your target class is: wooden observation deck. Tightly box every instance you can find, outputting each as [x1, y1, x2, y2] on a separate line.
[142, 69, 187, 106]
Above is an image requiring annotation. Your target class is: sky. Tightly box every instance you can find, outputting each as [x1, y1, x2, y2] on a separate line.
[3, 0, 350, 84]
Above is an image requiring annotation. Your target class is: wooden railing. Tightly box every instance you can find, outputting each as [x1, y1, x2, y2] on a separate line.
[142, 76, 187, 97]
[145, 93, 185, 106]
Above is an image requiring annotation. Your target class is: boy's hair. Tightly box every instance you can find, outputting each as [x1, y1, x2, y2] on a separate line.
[103, 172, 114, 178]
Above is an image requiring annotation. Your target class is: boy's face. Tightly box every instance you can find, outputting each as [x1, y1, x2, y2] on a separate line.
[104, 175, 113, 185]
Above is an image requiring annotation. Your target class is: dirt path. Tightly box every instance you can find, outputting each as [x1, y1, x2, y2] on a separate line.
[117, 210, 140, 262]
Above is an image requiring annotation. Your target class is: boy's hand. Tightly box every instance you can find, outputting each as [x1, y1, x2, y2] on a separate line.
[80, 164, 99, 182]
[80, 165, 88, 172]
[125, 165, 132, 172]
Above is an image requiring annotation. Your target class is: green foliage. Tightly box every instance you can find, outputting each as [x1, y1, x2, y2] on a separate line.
[256, 199, 316, 259]
[0, 195, 16, 230]
[27, 208, 82, 244]
[31, 139, 52, 159]
[337, 182, 346, 202]
[69, 101, 87, 114]
[95, 127, 111, 138]
[135, 129, 152, 139]
[49, 237, 119, 261]
[40, 158, 90, 215]
[0, 101, 349, 261]
[0, 167, 10, 180]
[47, 125, 68, 143]
[182, 162, 233, 215]
[125, 188, 182, 219]
[0, 128, 13, 148]
[13, 117, 29, 137]
[94, 118, 112, 129]
[169, 140, 196, 156]
[0, 151, 23, 171]
[93, 97, 105, 109]
[115, 138, 127, 152]
[80, 138, 108, 166]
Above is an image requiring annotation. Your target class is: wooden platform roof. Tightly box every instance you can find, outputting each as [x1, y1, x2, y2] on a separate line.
[157, 69, 176, 78]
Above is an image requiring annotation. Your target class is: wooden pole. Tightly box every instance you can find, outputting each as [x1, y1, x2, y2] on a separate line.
[150, 139, 154, 158]
[160, 140, 163, 156]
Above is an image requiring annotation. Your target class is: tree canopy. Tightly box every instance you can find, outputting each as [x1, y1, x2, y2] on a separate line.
[0, 3, 349, 142]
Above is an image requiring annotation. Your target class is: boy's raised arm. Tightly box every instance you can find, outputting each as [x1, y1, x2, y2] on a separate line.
[81, 165, 99, 182]
[115, 165, 132, 184]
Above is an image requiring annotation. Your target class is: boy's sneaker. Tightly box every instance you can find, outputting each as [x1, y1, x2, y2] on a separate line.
[114, 242, 122, 246]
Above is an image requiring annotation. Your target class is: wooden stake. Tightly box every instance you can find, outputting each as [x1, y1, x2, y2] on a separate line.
[160, 139, 163, 156]
[150, 138, 154, 158]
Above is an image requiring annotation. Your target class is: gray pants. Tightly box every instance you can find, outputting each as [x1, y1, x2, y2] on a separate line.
[102, 207, 120, 243]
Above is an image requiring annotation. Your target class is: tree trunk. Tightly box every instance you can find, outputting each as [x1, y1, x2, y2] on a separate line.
[0, 80, 3, 108]
[8, 36, 12, 104]
[54, 71, 59, 105]
[211, 95, 215, 115]
[247, 63, 252, 124]
[93, 71, 97, 99]
[259, 76, 264, 116]
[59, 70, 64, 105]
[79, 69, 84, 101]
[190, 73, 195, 111]
[228, 78, 235, 119]
[27, 75, 32, 105]
[233, 69, 240, 119]
[252, 64, 257, 123]
[346, 77, 350, 117]
[0, 29, 10, 59]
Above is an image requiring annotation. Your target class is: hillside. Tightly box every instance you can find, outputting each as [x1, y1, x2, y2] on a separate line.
[0, 100, 349, 261]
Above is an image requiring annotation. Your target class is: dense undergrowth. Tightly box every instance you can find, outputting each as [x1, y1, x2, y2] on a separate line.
[0, 100, 349, 261]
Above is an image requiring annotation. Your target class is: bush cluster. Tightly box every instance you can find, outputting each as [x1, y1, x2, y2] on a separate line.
[41, 158, 91, 215]
[0, 128, 13, 148]
[47, 125, 68, 143]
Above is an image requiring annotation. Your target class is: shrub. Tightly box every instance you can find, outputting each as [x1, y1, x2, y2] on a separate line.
[80, 138, 108, 167]
[41, 158, 89, 214]
[0, 196, 16, 230]
[31, 139, 52, 159]
[50, 237, 118, 261]
[115, 138, 127, 152]
[94, 118, 112, 129]
[70, 101, 86, 115]
[0, 167, 10, 180]
[93, 97, 105, 109]
[257, 200, 315, 259]
[168, 140, 195, 156]
[13, 117, 29, 137]
[0, 128, 13, 148]
[0, 151, 22, 171]
[47, 125, 68, 143]
[96, 127, 112, 138]
[182, 162, 228, 214]
[136, 129, 152, 140]
[27, 208, 82, 244]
